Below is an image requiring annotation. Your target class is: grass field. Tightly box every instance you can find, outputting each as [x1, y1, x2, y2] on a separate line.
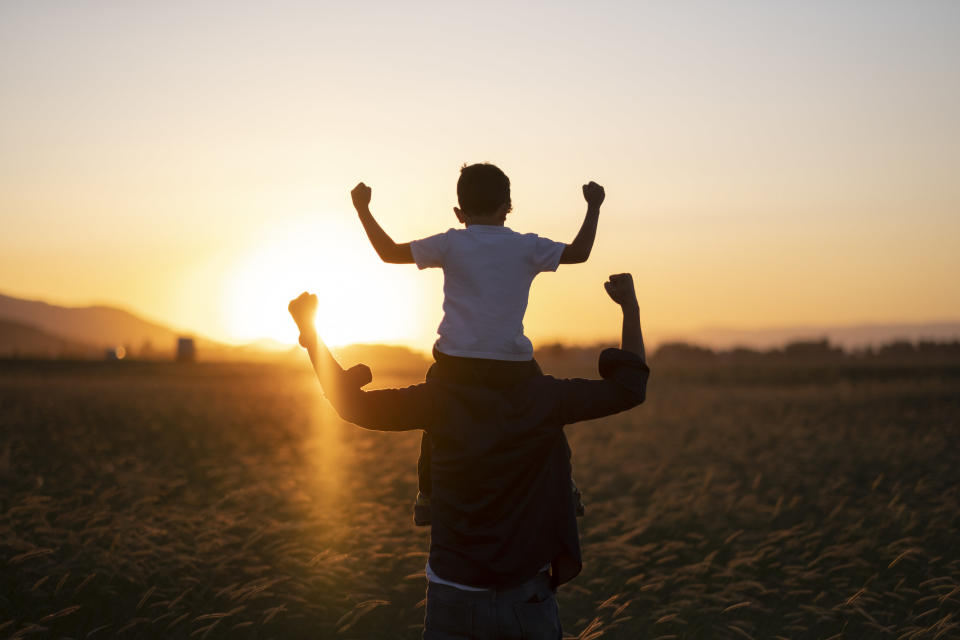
[1, 356, 958, 639]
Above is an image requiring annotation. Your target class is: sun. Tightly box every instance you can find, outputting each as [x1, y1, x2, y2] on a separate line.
[221, 216, 423, 347]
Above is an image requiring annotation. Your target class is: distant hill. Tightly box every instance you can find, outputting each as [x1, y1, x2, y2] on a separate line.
[333, 343, 431, 374]
[3, 289, 959, 365]
[0, 319, 99, 358]
[0, 292, 278, 361]
[0, 292, 187, 353]
[0, 292, 434, 369]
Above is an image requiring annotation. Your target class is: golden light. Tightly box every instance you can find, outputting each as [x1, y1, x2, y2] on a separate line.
[221, 216, 423, 347]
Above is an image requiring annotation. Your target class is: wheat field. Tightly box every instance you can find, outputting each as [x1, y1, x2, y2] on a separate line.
[1, 357, 958, 639]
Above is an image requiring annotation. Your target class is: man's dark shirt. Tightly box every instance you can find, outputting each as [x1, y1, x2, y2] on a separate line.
[331, 348, 650, 589]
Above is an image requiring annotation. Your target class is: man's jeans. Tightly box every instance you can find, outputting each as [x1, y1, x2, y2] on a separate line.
[423, 571, 562, 639]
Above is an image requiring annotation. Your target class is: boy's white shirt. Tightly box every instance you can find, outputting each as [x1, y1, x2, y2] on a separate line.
[410, 225, 565, 361]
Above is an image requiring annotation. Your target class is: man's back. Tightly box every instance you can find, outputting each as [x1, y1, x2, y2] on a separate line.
[426, 369, 578, 589]
[333, 347, 648, 588]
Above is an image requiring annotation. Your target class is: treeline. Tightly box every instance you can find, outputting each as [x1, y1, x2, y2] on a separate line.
[655, 338, 960, 362]
[536, 338, 960, 365]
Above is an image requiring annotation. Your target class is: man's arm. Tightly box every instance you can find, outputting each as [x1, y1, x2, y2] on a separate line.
[604, 273, 645, 363]
[552, 273, 649, 425]
[289, 292, 430, 430]
[288, 292, 371, 407]
[351, 182, 414, 264]
[559, 181, 604, 264]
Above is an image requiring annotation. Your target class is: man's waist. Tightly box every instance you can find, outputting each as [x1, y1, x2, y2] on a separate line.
[426, 560, 551, 595]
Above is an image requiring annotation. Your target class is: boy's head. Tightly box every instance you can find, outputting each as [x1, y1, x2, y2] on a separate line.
[456, 163, 512, 221]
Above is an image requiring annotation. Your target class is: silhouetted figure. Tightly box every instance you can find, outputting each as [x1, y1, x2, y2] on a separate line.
[289, 273, 648, 639]
[351, 163, 605, 524]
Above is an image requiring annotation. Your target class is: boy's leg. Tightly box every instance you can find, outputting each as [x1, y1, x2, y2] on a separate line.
[413, 358, 441, 527]
[418, 431, 433, 497]
[414, 431, 433, 526]
[572, 476, 585, 517]
[560, 432, 585, 517]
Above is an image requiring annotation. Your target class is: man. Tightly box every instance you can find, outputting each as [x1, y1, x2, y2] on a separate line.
[289, 273, 649, 639]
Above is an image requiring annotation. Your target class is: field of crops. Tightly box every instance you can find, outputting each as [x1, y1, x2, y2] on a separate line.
[1, 356, 958, 639]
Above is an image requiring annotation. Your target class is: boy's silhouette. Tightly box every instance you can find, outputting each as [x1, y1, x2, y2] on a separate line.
[351, 163, 605, 525]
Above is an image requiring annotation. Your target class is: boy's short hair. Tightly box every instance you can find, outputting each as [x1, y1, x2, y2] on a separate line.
[457, 163, 512, 216]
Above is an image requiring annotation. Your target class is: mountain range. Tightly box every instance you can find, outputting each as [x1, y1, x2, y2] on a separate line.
[0, 292, 429, 367]
[0, 292, 191, 354]
[1, 290, 958, 361]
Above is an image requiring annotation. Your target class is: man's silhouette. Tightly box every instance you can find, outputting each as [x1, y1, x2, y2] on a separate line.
[289, 273, 649, 639]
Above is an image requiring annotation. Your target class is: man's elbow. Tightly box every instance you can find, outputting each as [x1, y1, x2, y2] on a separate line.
[624, 386, 646, 408]
[617, 383, 647, 411]
[326, 390, 367, 425]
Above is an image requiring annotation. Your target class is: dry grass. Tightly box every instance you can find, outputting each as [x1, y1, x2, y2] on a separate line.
[1, 358, 958, 639]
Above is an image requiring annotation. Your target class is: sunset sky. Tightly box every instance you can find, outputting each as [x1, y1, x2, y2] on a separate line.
[2, 1, 958, 350]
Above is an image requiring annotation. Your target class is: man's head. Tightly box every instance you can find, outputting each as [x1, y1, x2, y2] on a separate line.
[455, 163, 512, 224]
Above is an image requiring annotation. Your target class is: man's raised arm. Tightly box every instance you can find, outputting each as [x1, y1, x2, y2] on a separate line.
[351, 182, 414, 264]
[288, 292, 372, 408]
[551, 274, 649, 426]
[604, 273, 645, 363]
[288, 292, 431, 431]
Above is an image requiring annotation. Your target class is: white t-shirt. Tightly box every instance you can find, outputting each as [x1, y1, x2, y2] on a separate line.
[410, 225, 565, 361]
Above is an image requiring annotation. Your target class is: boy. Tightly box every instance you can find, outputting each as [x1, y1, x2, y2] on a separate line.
[351, 163, 604, 524]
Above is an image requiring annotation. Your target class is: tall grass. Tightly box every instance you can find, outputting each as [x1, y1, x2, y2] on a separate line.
[1, 359, 958, 638]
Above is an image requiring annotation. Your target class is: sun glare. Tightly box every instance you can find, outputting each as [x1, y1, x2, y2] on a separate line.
[222, 216, 422, 347]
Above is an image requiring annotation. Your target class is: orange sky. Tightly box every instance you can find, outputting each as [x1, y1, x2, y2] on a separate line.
[2, 2, 958, 350]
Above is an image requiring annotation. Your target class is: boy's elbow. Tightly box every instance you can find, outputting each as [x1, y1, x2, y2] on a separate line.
[380, 244, 413, 264]
[561, 246, 590, 264]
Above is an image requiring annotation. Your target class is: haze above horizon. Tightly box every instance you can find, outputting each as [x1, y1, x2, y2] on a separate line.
[2, 1, 958, 350]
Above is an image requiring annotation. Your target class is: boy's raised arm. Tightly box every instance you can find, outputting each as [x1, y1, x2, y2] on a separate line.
[352, 182, 414, 264]
[559, 181, 605, 264]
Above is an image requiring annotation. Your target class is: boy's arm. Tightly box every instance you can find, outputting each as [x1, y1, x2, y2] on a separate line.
[559, 181, 604, 265]
[351, 182, 414, 264]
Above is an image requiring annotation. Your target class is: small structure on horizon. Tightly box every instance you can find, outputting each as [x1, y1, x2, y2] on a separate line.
[176, 337, 196, 362]
[105, 346, 126, 361]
